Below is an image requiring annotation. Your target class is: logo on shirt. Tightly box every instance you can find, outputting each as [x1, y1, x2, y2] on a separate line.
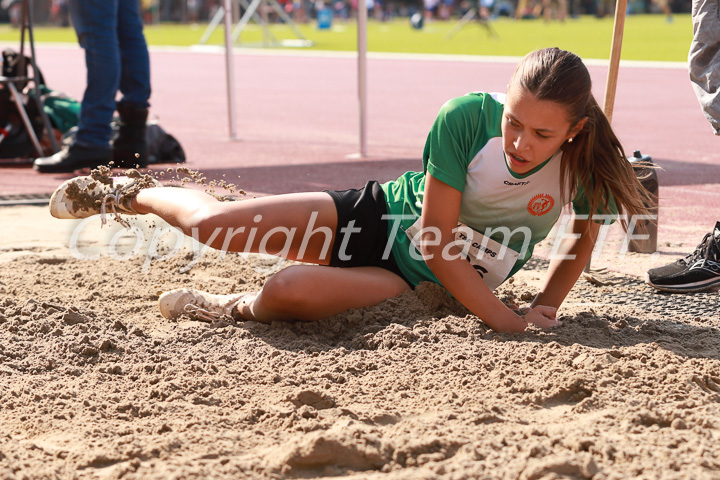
[527, 193, 555, 216]
[504, 180, 530, 186]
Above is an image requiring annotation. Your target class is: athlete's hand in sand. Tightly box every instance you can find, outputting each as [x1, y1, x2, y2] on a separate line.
[520, 305, 562, 329]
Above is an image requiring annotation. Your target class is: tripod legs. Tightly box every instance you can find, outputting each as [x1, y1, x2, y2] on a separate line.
[445, 9, 499, 40]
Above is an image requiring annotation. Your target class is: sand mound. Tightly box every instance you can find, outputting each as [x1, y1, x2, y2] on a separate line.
[1, 221, 720, 478]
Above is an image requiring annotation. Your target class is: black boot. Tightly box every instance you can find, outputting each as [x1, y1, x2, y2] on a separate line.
[113, 102, 148, 169]
[33, 142, 113, 174]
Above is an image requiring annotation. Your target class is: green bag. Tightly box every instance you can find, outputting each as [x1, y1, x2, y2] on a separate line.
[33, 85, 80, 134]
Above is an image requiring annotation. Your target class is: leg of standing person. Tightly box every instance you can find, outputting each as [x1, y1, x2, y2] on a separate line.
[541, 0, 551, 20]
[34, 0, 120, 173]
[646, 0, 720, 293]
[556, 0, 567, 21]
[113, 0, 152, 168]
[689, 0, 720, 135]
[656, 0, 673, 22]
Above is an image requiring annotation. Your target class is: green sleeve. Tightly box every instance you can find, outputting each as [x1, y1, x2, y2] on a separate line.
[572, 182, 618, 224]
[422, 95, 487, 192]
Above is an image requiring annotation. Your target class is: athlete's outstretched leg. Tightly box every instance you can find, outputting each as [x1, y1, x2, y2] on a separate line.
[49, 174, 339, 264]
[131, 188, 338, 264]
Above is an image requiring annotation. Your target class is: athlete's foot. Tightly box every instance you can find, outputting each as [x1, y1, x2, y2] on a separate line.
[158, 288, 256, 323]
[49, 167, 161, 226]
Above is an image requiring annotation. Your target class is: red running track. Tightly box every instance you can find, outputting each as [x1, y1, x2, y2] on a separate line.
[0, 45, 718, 261]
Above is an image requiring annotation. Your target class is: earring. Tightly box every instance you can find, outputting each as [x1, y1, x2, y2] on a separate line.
[568, 137, 574, 143]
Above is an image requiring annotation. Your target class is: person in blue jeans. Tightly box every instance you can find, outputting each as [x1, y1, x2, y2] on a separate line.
[34, 0, 151, 173]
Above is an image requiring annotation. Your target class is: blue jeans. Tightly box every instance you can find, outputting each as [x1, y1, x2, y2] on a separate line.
[68, 0, 151, 148]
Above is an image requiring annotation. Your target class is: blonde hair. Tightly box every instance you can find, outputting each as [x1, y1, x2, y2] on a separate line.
[511, 47, 652, 230]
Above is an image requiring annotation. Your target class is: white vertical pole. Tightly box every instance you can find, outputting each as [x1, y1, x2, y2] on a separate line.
[357, 0, 368, 157]
[222, 0, 238, 140]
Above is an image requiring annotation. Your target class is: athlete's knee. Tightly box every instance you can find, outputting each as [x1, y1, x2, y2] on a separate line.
[261, 267, 314, 313]
[385, 276, 412, 298]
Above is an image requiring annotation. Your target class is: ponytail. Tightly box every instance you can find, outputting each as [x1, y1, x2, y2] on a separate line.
[560, 96, 654, 231]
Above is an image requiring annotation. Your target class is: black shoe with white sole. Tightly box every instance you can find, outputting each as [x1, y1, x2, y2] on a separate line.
[34, 143, 112, 174]
[646, 221, 720, 293]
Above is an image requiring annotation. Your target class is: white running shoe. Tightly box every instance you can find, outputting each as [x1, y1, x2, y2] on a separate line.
[158, 288, 251, 323]
[49, 173, 160, 225]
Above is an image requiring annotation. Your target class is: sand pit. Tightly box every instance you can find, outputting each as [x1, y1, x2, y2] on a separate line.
[1, 203, 720, 479]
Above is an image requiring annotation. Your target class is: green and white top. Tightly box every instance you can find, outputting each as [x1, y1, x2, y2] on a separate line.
[381, 92, 615, 288]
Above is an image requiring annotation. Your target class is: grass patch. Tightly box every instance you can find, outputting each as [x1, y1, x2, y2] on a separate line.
[0, 14, 691, 61]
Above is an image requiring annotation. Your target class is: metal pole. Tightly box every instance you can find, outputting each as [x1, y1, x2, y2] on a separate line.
[357, 0, 368, 158]
[7, 82, 43, 156]
[445, 8, 476, 39]
[199, 5, 225, 44]
[25, 0, 59, 153]
[222, 0, 238, 140]
[266, 0, 309, 41]
[231, 0, 264, 41]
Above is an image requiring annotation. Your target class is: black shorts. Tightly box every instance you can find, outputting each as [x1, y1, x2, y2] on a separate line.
[324, 181, 408, 283]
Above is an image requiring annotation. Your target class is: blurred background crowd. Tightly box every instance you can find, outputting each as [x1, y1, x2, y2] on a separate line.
[0, 0, 691, 28]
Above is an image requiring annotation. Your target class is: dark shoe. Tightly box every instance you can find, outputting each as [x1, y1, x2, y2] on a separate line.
[646, 221, 720, 293]
[33, 143, 112, 174]
[113, 102, 148, 169]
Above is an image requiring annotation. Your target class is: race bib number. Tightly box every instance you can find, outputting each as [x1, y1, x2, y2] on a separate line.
[405, 220, 519, 290]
